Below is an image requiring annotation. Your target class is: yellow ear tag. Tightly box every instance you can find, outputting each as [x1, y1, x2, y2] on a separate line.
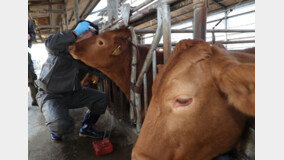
[92, 80, 97, 84]
[112, 45, 121, 55]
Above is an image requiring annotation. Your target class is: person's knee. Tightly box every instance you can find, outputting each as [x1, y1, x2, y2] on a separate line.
[48, 119, 74, 136]
[90, 92, 108, 114]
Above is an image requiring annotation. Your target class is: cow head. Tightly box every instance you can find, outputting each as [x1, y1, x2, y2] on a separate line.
[132, 39, 255, 160]
[69, 27, 132, 69]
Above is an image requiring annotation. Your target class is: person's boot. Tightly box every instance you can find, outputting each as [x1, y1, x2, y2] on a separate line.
[79, 110, 103, 139]
[50, 133, 62, 142]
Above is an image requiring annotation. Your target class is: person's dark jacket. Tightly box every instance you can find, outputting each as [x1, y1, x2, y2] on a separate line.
[28, 20, 36, 48]
[28, 52, 37, 82]
[35, 30, 104, 94]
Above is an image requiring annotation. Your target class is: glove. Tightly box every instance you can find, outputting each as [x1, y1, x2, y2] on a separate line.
[74, 21, 90, 36]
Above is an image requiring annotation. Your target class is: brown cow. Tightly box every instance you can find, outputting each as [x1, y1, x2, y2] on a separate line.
[69, 27, 164, 100]
[132, 39, 255, 160]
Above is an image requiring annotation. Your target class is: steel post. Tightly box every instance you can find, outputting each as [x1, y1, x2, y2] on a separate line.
[161, 0, 172, 63]
[143, 74, 148, 115]
[74, 0, 79, 23]
[193, 0, 207, 40]
[152, 50, 157, 81]
[135, 24, 163, 87]
[134, 92, 142, 132]
[129, 27, 138, 122]
[107, 0, 118, 23]
[65, 11, 69, 30]
[225, 9, 228, 47]
[134, 17, 163, 133]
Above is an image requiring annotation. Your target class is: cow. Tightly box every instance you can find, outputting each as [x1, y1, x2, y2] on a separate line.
[69, 27, 164, 101]
[131, 39, 255, 160]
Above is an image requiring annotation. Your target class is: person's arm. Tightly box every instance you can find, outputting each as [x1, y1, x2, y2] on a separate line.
[45, 30, 77, 56]
[45, 21, 92, 56]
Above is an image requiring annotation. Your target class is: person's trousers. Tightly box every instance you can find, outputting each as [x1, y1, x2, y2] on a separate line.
[36, 87, 108, 137]
[28, 82, 38, 103]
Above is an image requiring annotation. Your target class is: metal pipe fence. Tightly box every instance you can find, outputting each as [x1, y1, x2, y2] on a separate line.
[98, 0, 255, 134]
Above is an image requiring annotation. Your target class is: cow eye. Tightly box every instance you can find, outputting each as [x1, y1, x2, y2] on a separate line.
[98, 40, 103, 45]
[176, 98, 191, 104]
[173, 96, 193, 108]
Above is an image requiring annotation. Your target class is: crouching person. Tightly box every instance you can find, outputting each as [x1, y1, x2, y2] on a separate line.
[35, 20, 108, 142]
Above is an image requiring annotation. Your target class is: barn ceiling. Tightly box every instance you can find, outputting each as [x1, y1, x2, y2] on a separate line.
[28, 0, 255, 43]
[28, 0, 101, 43]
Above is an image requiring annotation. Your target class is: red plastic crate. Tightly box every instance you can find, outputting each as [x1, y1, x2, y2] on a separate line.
[92, 138, 114, 156]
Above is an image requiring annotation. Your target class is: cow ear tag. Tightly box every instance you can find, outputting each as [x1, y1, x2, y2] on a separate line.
[112, 45, 121, 55]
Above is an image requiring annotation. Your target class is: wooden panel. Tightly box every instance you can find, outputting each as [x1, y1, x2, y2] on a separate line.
[33, 17, 50, 26]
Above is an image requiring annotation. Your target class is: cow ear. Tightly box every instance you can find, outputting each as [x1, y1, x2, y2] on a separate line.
[218, 64, 255, 116]
[212, 47, 255, 116]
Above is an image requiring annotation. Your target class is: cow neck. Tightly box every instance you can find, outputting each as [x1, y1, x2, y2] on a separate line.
[101, 51, 131, 99]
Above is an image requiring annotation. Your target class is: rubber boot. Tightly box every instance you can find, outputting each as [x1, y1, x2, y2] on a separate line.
[79, 110, 103, 139]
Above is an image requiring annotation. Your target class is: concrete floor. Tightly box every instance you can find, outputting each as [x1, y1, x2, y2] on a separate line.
[28, 91, 135, 160]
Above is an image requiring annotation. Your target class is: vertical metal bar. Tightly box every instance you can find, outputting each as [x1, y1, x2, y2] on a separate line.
[134, 92, 142, 132]
[60, 22, 63, 32]
[224, 10, 228, 48]
[152, 4, 162, 81]
[112, 82, 119, 118]
[135, 23, 163, 87]
[134, 19, 163, 133]
[65, 11, 69, 30]
[152, 50, 157, 81]
[193, 0, 207, 40]
[143, 73, 148, 115]
[129, 27, 138, 123]
[119, 88, 124, 119]
[161, 0, 172, 63]
[74, 0, 79, 23]
[97, 80, 103, 91]
[107, 0, 118, 23]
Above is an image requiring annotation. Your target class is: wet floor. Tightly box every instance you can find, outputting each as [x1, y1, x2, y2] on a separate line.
[28, 91, 135, 160]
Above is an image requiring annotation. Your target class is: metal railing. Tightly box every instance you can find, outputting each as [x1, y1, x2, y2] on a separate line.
[98, 0, 255, 133]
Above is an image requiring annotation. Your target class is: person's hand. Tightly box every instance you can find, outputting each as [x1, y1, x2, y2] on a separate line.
[74, 21, 90, 36]
[28, 34, 30, 40]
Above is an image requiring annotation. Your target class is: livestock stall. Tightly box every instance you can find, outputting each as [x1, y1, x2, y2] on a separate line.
[29, 0, 255, 159]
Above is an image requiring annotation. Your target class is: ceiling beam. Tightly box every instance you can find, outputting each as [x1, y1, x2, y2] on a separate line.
[29, 9, 66, 14]
[29, 1, 65, 6]
[36, 25, 61, 29]
[211, 0, 227, 8]
[36, 32, 57, 35]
